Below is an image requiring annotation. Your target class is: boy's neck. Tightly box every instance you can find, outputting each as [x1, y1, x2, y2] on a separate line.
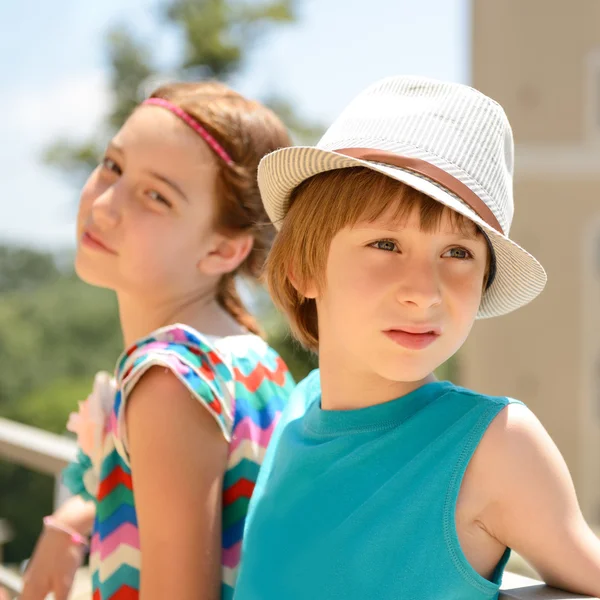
[318, 349, 436, 411]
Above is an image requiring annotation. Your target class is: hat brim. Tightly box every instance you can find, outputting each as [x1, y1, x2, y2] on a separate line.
[258, 146, 547, 319]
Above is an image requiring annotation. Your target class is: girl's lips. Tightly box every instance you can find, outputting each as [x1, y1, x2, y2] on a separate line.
[82, 230, 117, 254]
[383, 329, 440, 350]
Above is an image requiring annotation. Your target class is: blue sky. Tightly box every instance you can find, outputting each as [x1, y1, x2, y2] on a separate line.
[0, 0, 469, 249]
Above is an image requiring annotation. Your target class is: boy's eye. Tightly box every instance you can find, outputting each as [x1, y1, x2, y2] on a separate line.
[443, 247, 473, 260]
[101, 157, 121, 175]
[371, 240, 398, 252]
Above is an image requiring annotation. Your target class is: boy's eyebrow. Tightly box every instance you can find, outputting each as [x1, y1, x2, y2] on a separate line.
[351, 222, 408, 233]
[454, 229, 481, 241]
[353, 223, 483, 240]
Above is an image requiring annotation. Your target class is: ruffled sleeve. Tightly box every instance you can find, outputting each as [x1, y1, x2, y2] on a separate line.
[111, 324, 235, 467]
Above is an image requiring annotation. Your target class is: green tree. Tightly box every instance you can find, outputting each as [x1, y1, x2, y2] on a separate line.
[0, 245, 122, 562]
[2, 0, 326, 562]
[0, 246, 315, 563]
[0, 268, 121, 409]
[44, 0, 318, 181]
[41, 0, 321, 383]
[0, 246, 61, 294]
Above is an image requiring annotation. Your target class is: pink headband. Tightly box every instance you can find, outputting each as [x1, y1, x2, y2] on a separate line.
[142, 97, 234, 166]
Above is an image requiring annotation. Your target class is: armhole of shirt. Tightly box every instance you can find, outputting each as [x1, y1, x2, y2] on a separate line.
[442, 396, 525, 596]
[113, 348, 235, 466]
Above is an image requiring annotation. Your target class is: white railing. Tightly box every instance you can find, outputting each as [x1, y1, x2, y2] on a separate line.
[0, 418, 77, 597]
[0, 418, 77, 475]
[501, 572, 596, 598]
[0, 418, 596, 599]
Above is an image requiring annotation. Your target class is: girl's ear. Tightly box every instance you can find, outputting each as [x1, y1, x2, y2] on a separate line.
[198, 233, 254, 276]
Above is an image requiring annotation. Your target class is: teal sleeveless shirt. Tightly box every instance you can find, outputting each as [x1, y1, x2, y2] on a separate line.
[234, 371, 521, 600]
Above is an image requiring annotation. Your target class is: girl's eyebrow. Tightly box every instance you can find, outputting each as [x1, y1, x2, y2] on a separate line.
[106, 141, 188, 202]
[144, 169, 189, 202]
[107, 141, 124, 154]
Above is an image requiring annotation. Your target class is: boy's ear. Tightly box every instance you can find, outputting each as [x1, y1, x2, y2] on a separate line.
[198, 233, 254, 276]
[289, 268, 318, 299]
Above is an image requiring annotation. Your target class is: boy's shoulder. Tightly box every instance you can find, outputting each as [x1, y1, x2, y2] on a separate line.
[286, 375, 526, 415]
[274, 368, 321, 423]
[295, 368, 321, 394]
[437, 381, 525, 412]
[291, 368, 321, 402]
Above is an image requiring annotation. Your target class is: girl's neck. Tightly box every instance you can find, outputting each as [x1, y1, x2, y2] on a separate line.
[117, 289, 247, 347]
[318, 347, 436, 411]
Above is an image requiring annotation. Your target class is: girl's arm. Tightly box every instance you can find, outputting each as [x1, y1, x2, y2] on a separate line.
[127, 366, 229, 600]
[52, 495, 96, 535]
[477, 403, 600, 596]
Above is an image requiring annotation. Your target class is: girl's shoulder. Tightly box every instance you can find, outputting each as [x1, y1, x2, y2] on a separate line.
[116, 323, 291, 383]
[112, 324, 241, 456]
[115, 323, 231, 384]
[114, 324, 294, 445]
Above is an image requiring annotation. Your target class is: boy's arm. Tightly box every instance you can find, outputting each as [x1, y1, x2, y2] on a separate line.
[478, 403, 600, 597]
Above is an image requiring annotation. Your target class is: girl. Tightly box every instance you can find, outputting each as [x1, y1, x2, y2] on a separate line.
[21, 81, 295, 600]
[233, 76, 600, 599]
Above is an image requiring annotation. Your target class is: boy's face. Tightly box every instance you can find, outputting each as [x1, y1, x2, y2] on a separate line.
[309, 201, 489, 384]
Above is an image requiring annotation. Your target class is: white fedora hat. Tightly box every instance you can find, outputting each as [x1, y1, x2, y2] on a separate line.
[258, 75, 546, 318]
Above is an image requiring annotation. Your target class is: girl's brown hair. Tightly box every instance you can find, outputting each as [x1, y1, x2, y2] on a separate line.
[148, 81, 291, 335]
[265, 167, 489, 351]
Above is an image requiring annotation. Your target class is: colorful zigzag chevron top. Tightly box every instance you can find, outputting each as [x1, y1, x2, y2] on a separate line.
[63, 324, 295, 600]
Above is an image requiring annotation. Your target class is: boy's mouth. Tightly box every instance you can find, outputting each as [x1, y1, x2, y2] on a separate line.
[383, 326, 441, 350]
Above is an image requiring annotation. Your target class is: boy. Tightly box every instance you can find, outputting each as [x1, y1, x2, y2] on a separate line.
[234, 76, 600, 599]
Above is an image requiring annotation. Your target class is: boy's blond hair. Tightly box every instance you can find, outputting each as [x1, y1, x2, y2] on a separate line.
[265, 167, 489, 351]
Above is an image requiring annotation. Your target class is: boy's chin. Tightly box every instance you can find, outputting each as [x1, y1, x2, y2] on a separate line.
[376, 358, 445, 385]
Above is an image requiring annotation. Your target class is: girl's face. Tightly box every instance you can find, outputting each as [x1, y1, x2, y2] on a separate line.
[310, 202, 489, 385]
[75, 105, 240, 304]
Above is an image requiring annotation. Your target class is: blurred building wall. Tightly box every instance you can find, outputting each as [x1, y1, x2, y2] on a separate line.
[465, 0, 600, 523]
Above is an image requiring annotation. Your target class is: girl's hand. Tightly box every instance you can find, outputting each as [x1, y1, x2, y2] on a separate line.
[20, 525, 86, 600]
[20, 496, 95, 600]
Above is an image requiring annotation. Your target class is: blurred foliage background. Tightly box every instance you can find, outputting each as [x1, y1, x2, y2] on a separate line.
[0, 0, 455, 562]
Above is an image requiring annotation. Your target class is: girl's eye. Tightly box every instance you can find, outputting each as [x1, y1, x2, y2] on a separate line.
[371, 240, 398, 252]
[147, 190, 172, 208]
[101, 157, 121, 175]
[443, 247, 473, 260]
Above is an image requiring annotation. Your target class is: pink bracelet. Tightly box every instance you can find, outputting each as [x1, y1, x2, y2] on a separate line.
[43, 516, 89, 548]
